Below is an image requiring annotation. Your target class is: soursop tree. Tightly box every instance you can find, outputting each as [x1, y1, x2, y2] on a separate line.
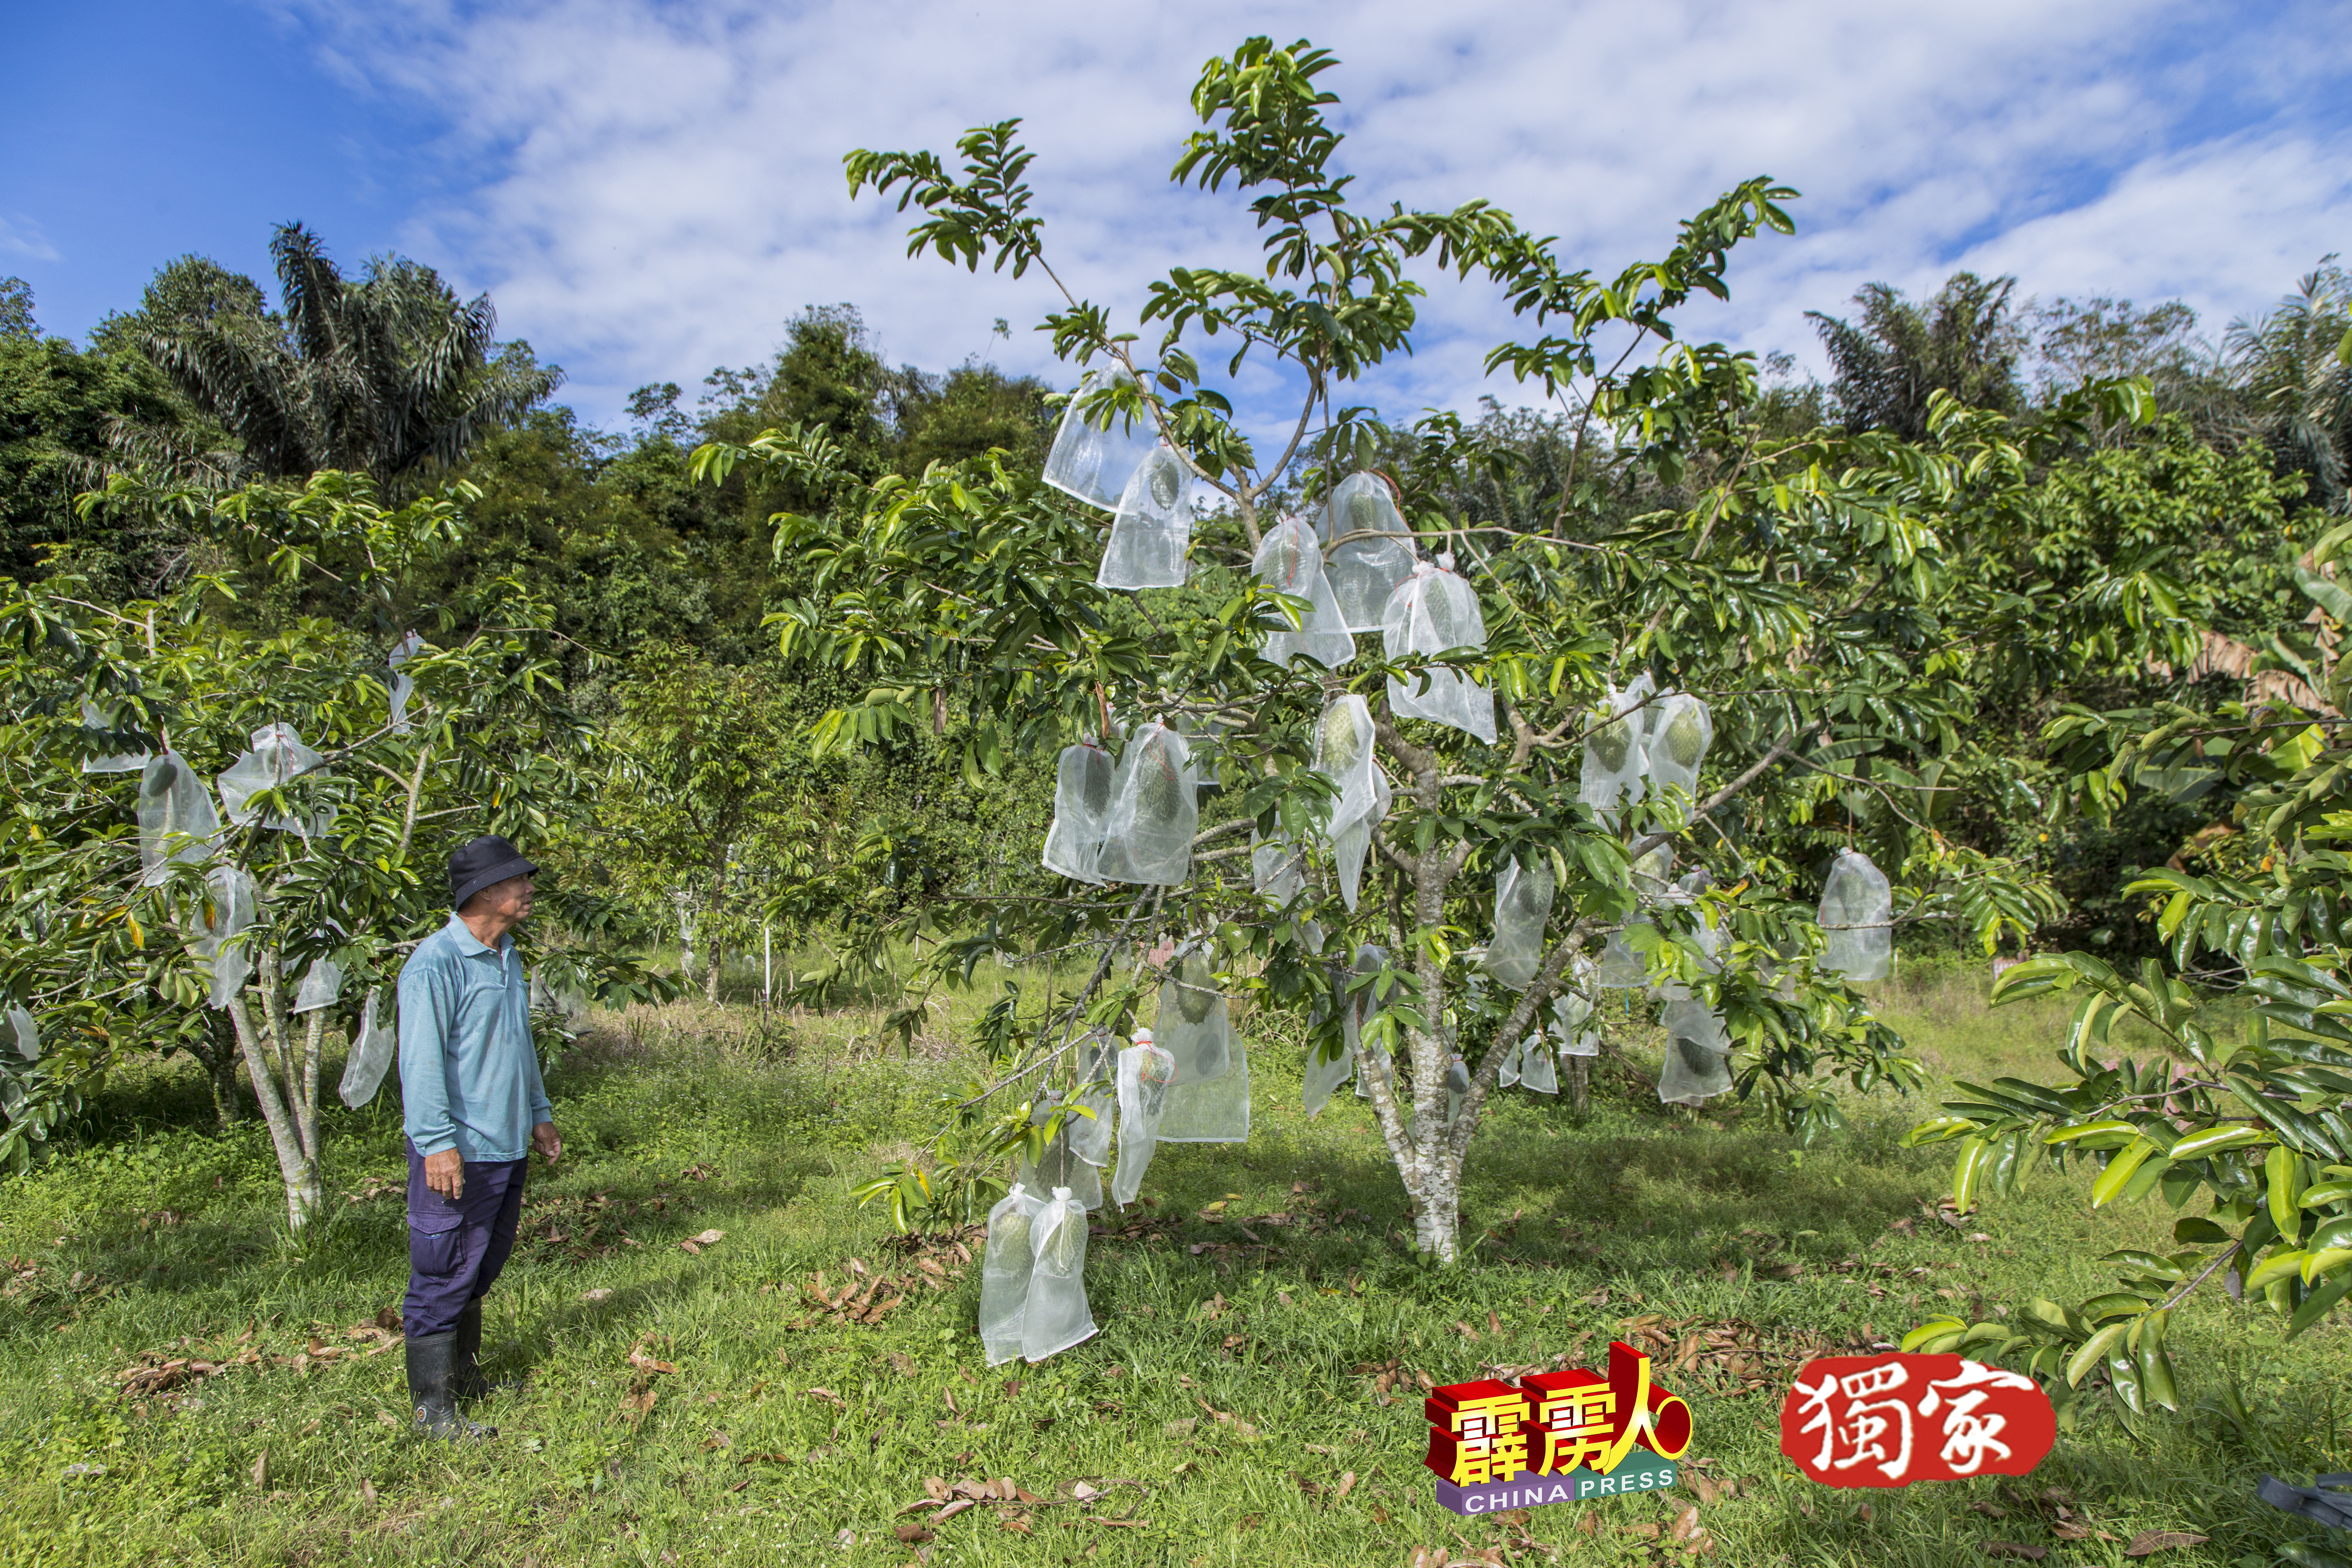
[696, 37, 2172, 1261]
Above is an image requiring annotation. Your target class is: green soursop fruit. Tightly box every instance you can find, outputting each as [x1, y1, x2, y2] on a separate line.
[1174, 948, 1217, 1024]
[990, 1207, 1034, 1262]
[1080, 748, 1112, 815]
[1147, 451, 1182, 510]
[1589, 717, 1633, 773]
[1662, 707, 1706, 769]
[1038, 1207, 1085, 1272]
[1346, 490, 1385, 532]
[1317, 702, 1363, 774]
[1136, 746, 1185, 826]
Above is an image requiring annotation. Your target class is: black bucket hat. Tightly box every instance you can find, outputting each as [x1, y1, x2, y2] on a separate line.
[449, 834, 539, 911]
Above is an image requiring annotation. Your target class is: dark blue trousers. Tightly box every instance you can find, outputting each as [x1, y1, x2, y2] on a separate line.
[404, 1139, 529, 1338]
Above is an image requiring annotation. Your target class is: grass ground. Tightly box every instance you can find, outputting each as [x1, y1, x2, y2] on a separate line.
[0, 959, 2346, 1568]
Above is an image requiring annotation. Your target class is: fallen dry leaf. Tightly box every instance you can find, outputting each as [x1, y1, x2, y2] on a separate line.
[2123, 1532, 2210, 1558]
[1669, 1505, 1701, 1541]
[251, 1452, 267, 1491]
[581, 1288, 612, 1303]
[1334, 1471, 1356, 1501]
[1982, 1546, 2048, 1562]
[692, 1228, 724, 1246]
[894, 1524, 934, 1545]
[627, 1349, 677, 1375]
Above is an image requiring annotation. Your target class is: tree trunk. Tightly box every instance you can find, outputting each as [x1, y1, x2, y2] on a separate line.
[227, 964, 325, 1233]
[704, 943, 723, 1003]
[1569, 1054, 1591, 1115]
[195, 1011, 246, 1126]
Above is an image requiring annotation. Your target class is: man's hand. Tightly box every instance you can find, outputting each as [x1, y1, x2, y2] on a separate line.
[423, 1148, 465, 1200]
[532, 1121, 562, 1169]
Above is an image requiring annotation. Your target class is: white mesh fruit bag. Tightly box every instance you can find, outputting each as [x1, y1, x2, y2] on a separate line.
[79, 698, 149, 774]
[1095, 723, 1197, 886]
[1156, 946, 1232, 1084]
[1657, 998, 1735, 1106]
[1643, 692, 1713, 803]
[1044, 366, 1163, 510]
[1818, 848, 1893, 982]
[1041, 741, 1115, 884]
[1381, 563, 1496, 744]
[337, 986, 399, 1108]
[1253, 515, 1354, 669]
[978, 1183, 1044, 1366]
[1580, 674, 1655, 824]
[1156, 1027, 1250, 1143]
[1111, 1037, 1177, 1206]
[136, 753, 221, 887]
[1320, 473, 1419, 632]
[1483, 854, 1556, 991]
[1096, 443, 1194, 590]
[217, 724, 328, 832]
[1020, 1187, 1099, 1362]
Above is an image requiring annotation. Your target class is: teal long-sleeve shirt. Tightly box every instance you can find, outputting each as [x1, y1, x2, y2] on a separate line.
[398, 913, 551, 1161]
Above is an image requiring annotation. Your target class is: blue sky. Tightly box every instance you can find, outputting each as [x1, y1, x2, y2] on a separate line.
[6, 0, 2350, 443]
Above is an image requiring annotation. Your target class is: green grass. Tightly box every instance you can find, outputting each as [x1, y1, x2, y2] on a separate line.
[0, 966, 2346, 1567]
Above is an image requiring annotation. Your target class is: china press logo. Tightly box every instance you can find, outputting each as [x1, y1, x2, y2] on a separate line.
[1423, 1342, 1691, 1516]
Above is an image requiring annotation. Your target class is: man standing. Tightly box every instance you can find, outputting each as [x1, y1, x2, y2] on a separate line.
[398, 834, 562, 1438]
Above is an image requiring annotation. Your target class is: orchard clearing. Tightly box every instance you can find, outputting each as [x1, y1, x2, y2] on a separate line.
[0, 961, 2342, 1567]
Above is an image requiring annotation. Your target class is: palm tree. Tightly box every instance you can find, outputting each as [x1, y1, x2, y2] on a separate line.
[1807, 272, 2026, 439]
[137, 223, 560, 486]
[2226, 262, 2352, 514]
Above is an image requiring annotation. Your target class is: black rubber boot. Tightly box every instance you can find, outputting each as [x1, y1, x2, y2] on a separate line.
[453, 1300, 485, 1400]
[407, 1330, 489, 1439]
[453, 1298, 521, 1401]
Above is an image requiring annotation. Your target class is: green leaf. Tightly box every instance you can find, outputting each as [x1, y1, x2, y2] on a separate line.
[2268, 1142, 2305, 1234]
[2091, 1138, 2158, 1207]
[2167, 1124, 2268, 1160]
[2173, 1216, 2233, 1244]
[2066, 1321, 2128, 1386]
[2286, 1267, 2352, 1339]
[1901, 1317, 1967, 1352]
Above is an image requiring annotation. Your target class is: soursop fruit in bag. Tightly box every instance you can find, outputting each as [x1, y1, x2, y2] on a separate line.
[1518, 1030, 1559, 1093]
[1311, 695, 1379, 837]
[1096, 723, 1197, 886]
[1644, 692, 1713, 803]
[137, 753, 221, 887]
[1484, 854, 1556, 991]
[1251, 829, 1305, 905]
[79, 699, 149, 774]
[1042, 741, 1116, 884]
[187, 864, 258, 1009]
[388, 631, 423, 733]
[979, 1183, 1044, 1366]
[1096, 443, 1195, 590]
[1320, 473, 1419, 632]
[1819, 848, 1893, 982]
[1302, 1002, 1355, 1119]
[1022, 1188, 1098, 1362]
[1381, 564, 1497, 744]
[1111, 1037, 1177, 1206]
[1044, 366, 1163, 510]
[1157, 946, 1231, 1083]
[337, 986, 399, 1108]
[292, 954, 345, 1014]
[218, 724, 328, 833]
[1254, 514, 1355, 669]
[8, 1005, 37, 1062]
[1580, 673, 1655, 824]
[1657, 998, 1735, 1106]
[1157, 1025, 1249, 1143]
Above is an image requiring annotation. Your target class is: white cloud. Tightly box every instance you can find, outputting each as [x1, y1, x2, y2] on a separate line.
[276, 0, 2352, 438]
[0, 213, 62, 263]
